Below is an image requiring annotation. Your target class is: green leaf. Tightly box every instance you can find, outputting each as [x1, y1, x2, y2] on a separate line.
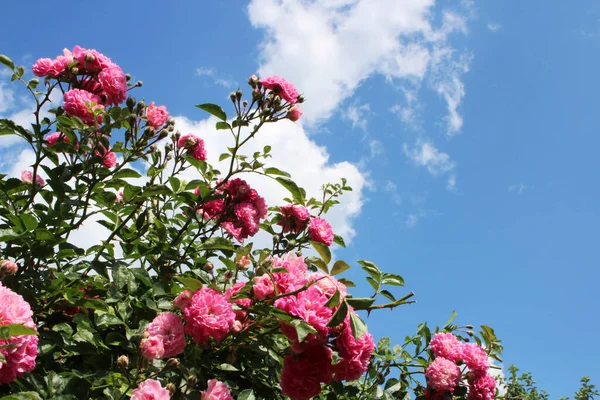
[382, 273, 405, 287]
[237, 389, 256, 400]
[217, 363, 239, 371]
[196, 103, 227, 121]
[264, 167, 291, 177]
[345, 297, 376, 310]
[324, 289, 341, 308]
[290, 319, 317, 342]
[275, 177, 304, 203]
[331, 260, 351, 276]
[333, 234, 346, 248]
[306, 256, 328, 274]
[0, 393, 43, 400]
[113, 168, 142, 179]
[0, 324, 37, 339]
[311, 241, 331, 264]
[174, 276, 203, 292]
[20, 214, 38, 231]
[199, 237, 236, 251]
[327, 300, 348, 327]
[349, 312, 368, 340]
[444, 310, 458, 328]
[358, 260, 381, 281]
[216, 121, 231, 130]
[0, 229, 22, 242]
[0, 54, 14, 70]
[168, 176, 181, 193]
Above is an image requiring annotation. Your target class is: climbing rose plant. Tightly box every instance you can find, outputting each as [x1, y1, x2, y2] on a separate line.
[0, 46, 509, 399]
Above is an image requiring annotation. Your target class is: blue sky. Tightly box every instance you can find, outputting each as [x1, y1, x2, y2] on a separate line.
[1, 0, 599, 396]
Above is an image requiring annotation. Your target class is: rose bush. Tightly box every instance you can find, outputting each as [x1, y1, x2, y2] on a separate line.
[0, 47, 591, 399]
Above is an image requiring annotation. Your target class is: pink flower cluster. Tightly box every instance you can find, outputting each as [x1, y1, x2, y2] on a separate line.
[225, 282, 252, 327]
[21, 170, 45, 186]
[0, 283, 38, 384]
[308, 217, 335, 246]
[140, 312, 186, 360]
[280, 345, 334, 400]
[147, 102, 170, 128]
[131, 379, 171, 400]
[333, 311, 375, 382]
[178, 133, 207, 161]
[201, 379, 233, 400]
[32, 46, 128, 117]
[181, 287, 236, 344]
[278, 204, 310, 234]
[425, 332, 496, 400]
[198, 178, 267, 243]
[261, 76, 299, 104]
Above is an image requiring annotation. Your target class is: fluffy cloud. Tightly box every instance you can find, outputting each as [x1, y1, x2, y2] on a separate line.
[403, 140, 456, 189]
[248, 0, 472, 133]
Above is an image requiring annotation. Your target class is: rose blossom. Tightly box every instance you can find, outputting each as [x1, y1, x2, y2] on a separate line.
[183, 288, 235, 343]
[145, 312, 186, 358]
[468, 372, 496, 400]
[173, 290, 193, 311]
[95, 146, 117, 168]
[115, 191, 124, 204]
[98, 64, 127, 106]
[275, 285, 332, 343]
[253, 274, 275, 300]
[225, 282, 252, 322]
[201, 379, 233, 400]
[261, 76, 299, 104]
[308, 217, 334, 246]
[140, 336, 165, 360]
[310, 272, 347, 298]
[0, 282, 38, 384]
[280, 345, 333, 400]
[146, 102, 169, 128]
[32, 57, 66, 77]
[0, 260, 18, 276]
[278, 204, 310, 233]
[71, 45, 113, 72]
[131, 379, 171, 400]
[333, 312, 375, 382]
[177, 133, 207, 161]
[425, 357, 461, 393]
[63, 89, 104, 125]
[21, 170, 45, 186]
[429, 332, 463, 362]
[288, 106, 303, 121]
[461, 343, 490, 373]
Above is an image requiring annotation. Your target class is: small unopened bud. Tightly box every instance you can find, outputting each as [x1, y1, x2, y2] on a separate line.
[262, 107, 272, 116]
[272, 234, 280, 243]
[467, 330, 475, 337]
[126, 97, 136, 110]
[168, 117, 176, 126]
[288, 239, 297, 248]
[272, 96, 281, 108]
[187, 375, 198, 386]
[174, 131, 181, 141]
[465, 325, 474, 329]
[235, 89, 243, 101]
[165, 143, 174, 152]
[137, 100, 146, 113]
[166, 154, 173, 161]
[144, 126, 156, 138]
[70, 66, 79, 75]
[125, 73, 132, 81]
[205, 262, 214, 272]
[295, 251, 303, 257]
[166, 358, 180, 370]
[248, 74, 259, 86]
[224, 270, 233, 282]
[134, 80, 143, 88]
[167, 124, 175, 132]
[117, 355, 129, 369]
[296, 94, 305, 103]
[166, 383, 176, 396]
[252, 89, 262, 100]
[230, 93, 237, 102]
[242, 100, 248, 108]
[159, 129, 169, 140]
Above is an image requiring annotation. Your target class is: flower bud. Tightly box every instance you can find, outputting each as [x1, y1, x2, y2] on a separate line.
[166, 383, 176, 396]
[248, 74, 259, 86]
[137, 100, 146, 113]
[144, 126, 156, 138]
[187, 375, 198, 386]
[117, 355, 129, 369]
[288, 239, 297, 248]
[126, 97, 136, 111]
[205, 262, 214, 272]
[295, 251, 303, 257]
[168, 117, 176, 126]
[165, 143, 174, 152]
[243, 100, 248, 108]
[159, 129, 169, 140]
[134, 80, 143, 88]
[224, 270, 233, 282]
[236, 89, 243, 101]
[0, 260, 18, 276]
[272, 96, 281, 108]
[125, 73, 132, 81]
[166, 154, 173, 161]
[296, 94, 305, 103]
[272, 234, 280, 244]
[70, 66, 79, 75]
[467, 330, 475, 337]
[465, 325, 474, 329]
[166, 358, 180, 370]
[84, 53, 96, 63]
[230, 93, 237, 102]
[252, 89, 262, 100]
[261, 107, 272, 116]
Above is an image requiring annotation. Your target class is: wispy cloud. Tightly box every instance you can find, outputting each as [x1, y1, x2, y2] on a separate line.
[403, 140, 457, 189]
[404, 208, 438, 228]
[195, 67, 236, 88]
[343, 103, 370, 131]
[383, 180, 402, 206]
[509, 183, 528, 194]
[487, 23, 502, 32]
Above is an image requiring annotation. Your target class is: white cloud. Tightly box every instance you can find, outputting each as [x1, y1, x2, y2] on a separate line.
[343, 103, 370, 131]
[403, 140, 456, 185]
[383, 180, 402, 206]
[390, 87, 421, 129]
[196, 67, 236, 88]
[487, 23, 502, 32]
[404, 208, 437, 228]
[508, 183, 527, 194]
[248, 0, 473, 131]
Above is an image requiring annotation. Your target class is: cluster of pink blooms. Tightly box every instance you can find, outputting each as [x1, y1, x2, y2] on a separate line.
[250, 253, 374, 399]
[260, 75, 303, 122]
[201, 379, 234, 400]
[197, 178, 267, 242]
[424, 332, 496, 400]
[178, 133, 207, 161]
[277, 204, 335, 246]
[21, 170, 45, 187]
[180, 287, 236, 344]
[130, 379, 171, 400]
[140, 312, 186, 360]
[0, 283, 38, 384]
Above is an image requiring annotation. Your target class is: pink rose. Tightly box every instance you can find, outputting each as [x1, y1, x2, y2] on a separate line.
[201, 379, 233, 400]
[261, 76, 299, 104]
[21, 170, 45, 186]
[94, 147, 117, 168]
[425, 357, 461, 393]
[278, 204, 310, 233]
[32, 58, 66, 77]
[0, 260, 18, 276]
[280, 345, 333, 400]
[72, 45, 113, 72]
[308, 217, 334, 246]
[146, 313, 186, 358]
[146, 102, 169, 128]
[98, 64, 128, 106]
[140, 336, 165, 360]
[183, 288, 235, 343]
[173, 290, 193, 311]
[63, 89, 104, 126]
[177, 133, 207, 161]
[131, 379, 171, 400]
[429, 332, 463, 362]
